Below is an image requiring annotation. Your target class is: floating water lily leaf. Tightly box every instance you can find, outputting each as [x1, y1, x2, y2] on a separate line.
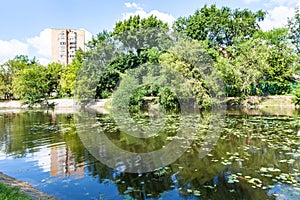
[193, 190, 201, 196]
[260, 167, 268, 173]
[228, 179, 235, 184]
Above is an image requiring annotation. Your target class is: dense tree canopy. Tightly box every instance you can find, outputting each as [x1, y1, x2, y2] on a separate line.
[0, 56, 38, 100]
[112, 15, 170, 52]
[288, 7, 300, 54]
[174, 4, 266, 47]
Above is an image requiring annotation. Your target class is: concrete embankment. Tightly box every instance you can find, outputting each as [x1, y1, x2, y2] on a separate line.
[0, 99, 111, 114]
[0, 96, 297, 113]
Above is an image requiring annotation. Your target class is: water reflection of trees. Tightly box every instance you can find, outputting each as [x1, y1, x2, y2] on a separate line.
[1, 110, 299, 199]
[0, 111, 63, 157]
[80, 111, 278, 199]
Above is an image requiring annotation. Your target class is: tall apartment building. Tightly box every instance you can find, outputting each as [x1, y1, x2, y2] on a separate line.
[51, 29, 85, 65]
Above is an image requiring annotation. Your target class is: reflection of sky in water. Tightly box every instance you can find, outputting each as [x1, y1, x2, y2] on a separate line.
[25, 146, 51, 172]
[0, 144, 125, 199]
[268, 184, 300, 200]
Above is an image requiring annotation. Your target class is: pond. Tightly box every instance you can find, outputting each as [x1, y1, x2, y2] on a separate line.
[0, 108, 300, 200]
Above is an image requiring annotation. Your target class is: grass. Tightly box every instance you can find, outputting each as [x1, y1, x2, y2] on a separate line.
[0, 182, 32, 200]
[259, 95, 294, 107]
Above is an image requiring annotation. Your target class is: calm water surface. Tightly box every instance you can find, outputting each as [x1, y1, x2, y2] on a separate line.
[0, 108, 300, 200]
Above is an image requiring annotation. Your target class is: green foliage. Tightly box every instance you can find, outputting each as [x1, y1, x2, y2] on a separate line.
[128, 84, 180, 112]
[288, 6, 300, 54]
[215, 28, 296, 97]
[45, 62, 63, 96]
[254, 28, 296, 95]
[13, 64, 48, 105]
[0, 182, 33, 200]
[74, 33, 122, 100]
[174, 4, 266, 47]
[87, 30, 111, 50]
[0, 65, 12, 99]
[60, 50, 84, 96]
[112, 15, 170, 51]
[96, 52, 144, 98]
[157, 87, 180, 111]
[159, 38, 220, 108]
[292, 83, 300, 105]
[0, 55, 36, 99]
[254, 28, 288, 45]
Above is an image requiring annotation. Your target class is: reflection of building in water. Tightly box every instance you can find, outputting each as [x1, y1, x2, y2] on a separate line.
[50, 144, 84, 178]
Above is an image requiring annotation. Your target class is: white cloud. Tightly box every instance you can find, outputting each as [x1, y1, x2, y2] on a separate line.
[38, 57, 51, 66]
[122, 3, 175, 28]
[259, 6, 295, 31]
[0, 28, 93, 65]
[244, 0, 261, 4]
[0, 39, 29, 64]
[125, 2, 142, 10]
[269, 0, 300, 6]
[26, 147, 51, 173]
[0, 29, 51, 65]
[27, 28, 52, 58]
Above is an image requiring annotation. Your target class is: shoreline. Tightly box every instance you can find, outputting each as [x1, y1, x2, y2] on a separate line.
[0, 96, 296, 109]
[0, 172, 56, 200]
[0, 98, 111, 114]
[0, 98, 110, 108]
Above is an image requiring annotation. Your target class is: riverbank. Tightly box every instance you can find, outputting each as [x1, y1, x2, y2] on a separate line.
[227, 95, 296, 108]
[0, 172, 56, 200]
[0, 98, 111, 114]
[0, 96, 296, 110]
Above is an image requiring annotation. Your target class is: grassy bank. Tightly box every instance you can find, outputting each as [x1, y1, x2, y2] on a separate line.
[0, 182, 32, 200]
[226, 95, 296, 108]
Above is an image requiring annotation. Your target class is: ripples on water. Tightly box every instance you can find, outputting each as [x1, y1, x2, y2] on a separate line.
[0, 109, 299, 199]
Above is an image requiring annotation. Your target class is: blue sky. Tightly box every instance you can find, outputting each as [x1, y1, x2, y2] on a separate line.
[0, 0, 299, 64]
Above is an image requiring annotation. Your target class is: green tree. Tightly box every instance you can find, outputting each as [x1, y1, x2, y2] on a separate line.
[174, 4, 266, 47]
[13, 64, 48, 105]
[292, 84, 300, 105]
[46, 62, 63, 97]
[254, 28, 296, 95]
[0, 55, 37, 99]
[60, 50, 84, 96]
[87, 30, 111, 50]
[77, 16, 167, 101]
[95, 52, 145, 98]
[159, 38, 221, 108]
[112, 15, 170, 52]
[215, 28, 296, 97]
[215, 38, 268, 97]
[0, 65, 13, 99]
[75, 34, 120, 100]
[288, 6, 300, 54]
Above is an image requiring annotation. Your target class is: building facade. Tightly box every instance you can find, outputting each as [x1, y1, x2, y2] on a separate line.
[51, 29, 85, 65]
